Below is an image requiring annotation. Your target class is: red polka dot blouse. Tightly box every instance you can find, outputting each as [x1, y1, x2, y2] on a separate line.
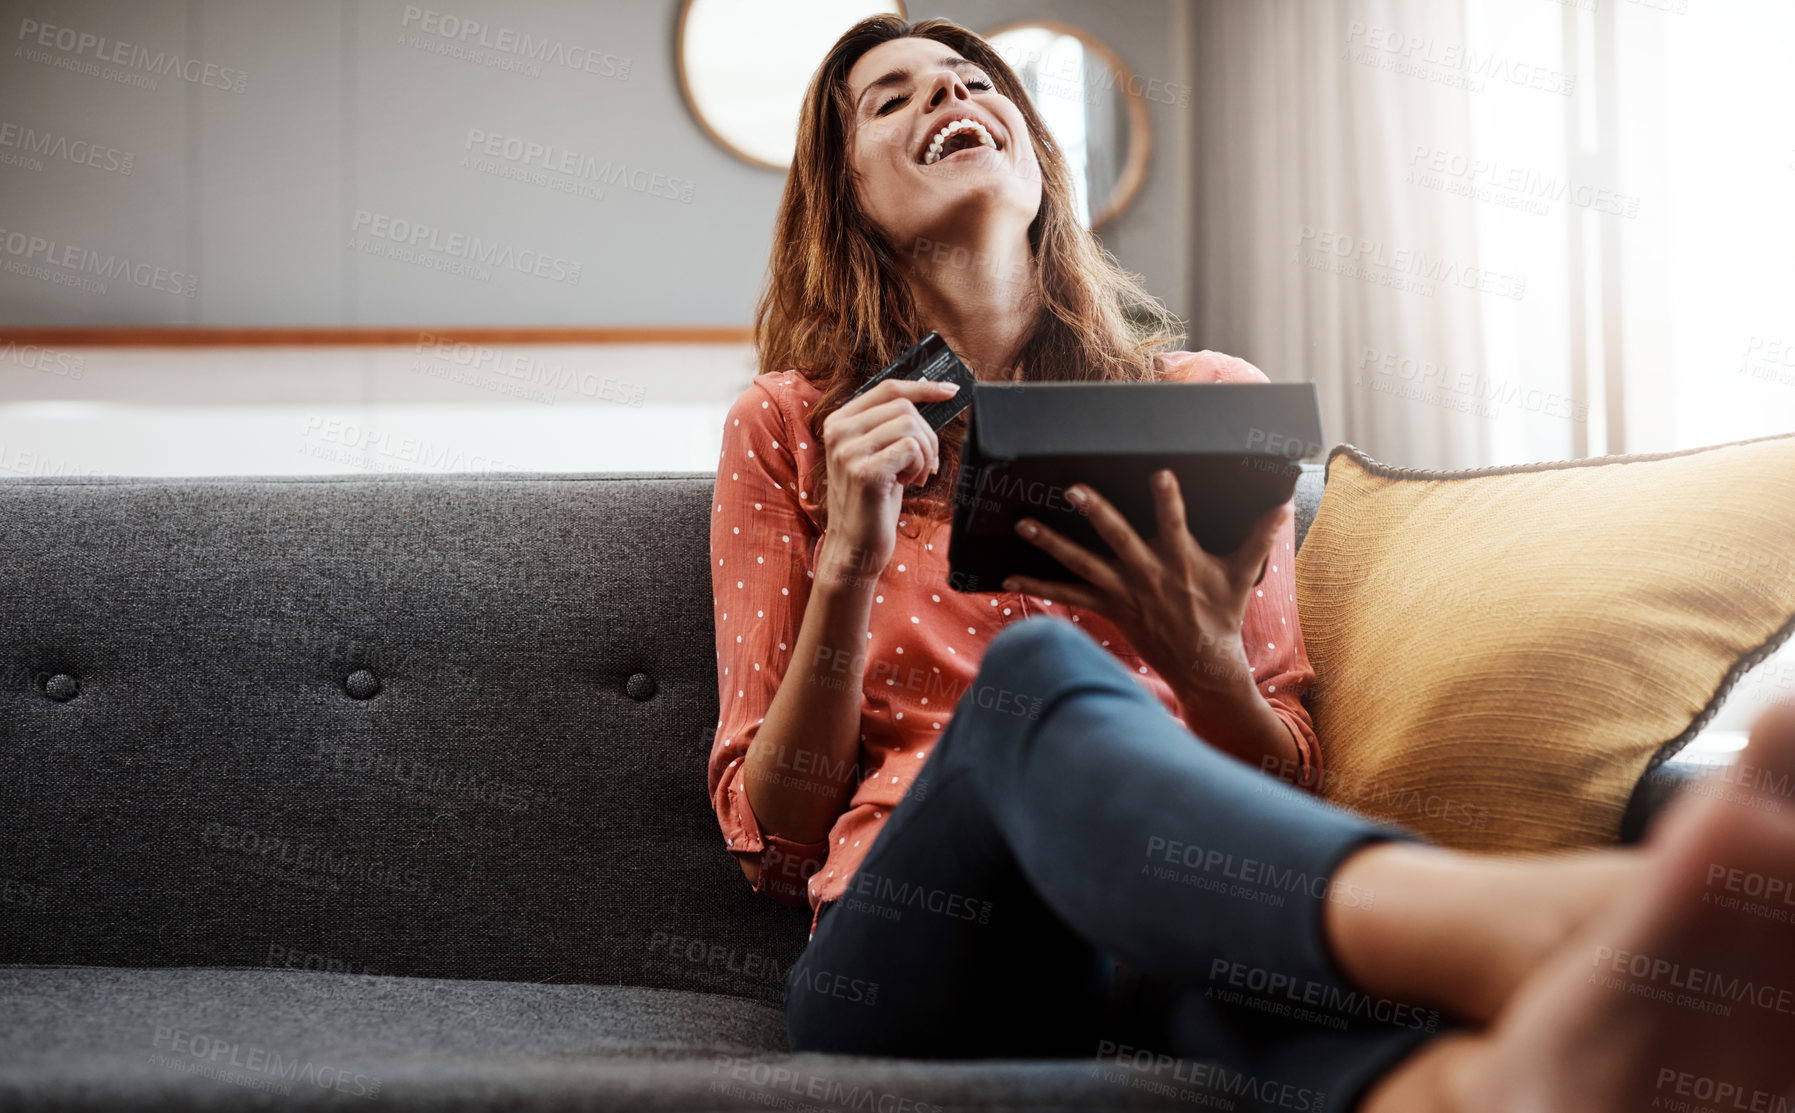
[708, 351, 1322, 932]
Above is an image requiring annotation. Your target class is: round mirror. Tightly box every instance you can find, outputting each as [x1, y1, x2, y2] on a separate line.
[678, 0, 906, 171]
[983, 22, 1152, 229]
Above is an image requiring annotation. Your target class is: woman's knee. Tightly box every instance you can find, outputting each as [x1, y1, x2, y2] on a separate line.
[982, 614, 1102, 673]
[976, 615, 1124, 703]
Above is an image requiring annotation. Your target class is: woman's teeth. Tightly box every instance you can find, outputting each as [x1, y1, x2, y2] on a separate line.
[924, 119, 997, 165]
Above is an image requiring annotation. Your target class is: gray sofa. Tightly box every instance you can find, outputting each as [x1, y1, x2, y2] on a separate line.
[0, 464, 1707, 1110]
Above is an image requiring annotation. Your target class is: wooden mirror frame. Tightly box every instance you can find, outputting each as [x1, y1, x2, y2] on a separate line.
[675, 0, 909, 172]
[981, 19, 1153, 230]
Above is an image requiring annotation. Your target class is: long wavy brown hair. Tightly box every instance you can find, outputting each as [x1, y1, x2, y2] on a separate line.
[754, 15, 1183, 533]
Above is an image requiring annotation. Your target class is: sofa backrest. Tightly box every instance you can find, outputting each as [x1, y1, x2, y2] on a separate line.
[0, 466, 1329, 1002]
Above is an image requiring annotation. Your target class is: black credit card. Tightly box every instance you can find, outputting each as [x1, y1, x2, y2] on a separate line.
[846, 331, 976, 431]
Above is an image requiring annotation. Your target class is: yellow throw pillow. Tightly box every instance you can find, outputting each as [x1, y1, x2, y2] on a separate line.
[1295, 434, 1795, 852]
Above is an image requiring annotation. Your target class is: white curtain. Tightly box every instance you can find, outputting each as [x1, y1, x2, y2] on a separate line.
[1185, 0, 1496, 470]
[1178, 0, 1795, 745]
[1182, 0, 1795, 472]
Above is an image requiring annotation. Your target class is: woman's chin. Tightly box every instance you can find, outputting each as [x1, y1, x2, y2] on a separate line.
[905, 173, 1039, 228]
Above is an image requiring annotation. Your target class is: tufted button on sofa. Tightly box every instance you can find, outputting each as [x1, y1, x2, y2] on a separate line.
[344, 667, 381, 699]
[626, 671, 658, 701]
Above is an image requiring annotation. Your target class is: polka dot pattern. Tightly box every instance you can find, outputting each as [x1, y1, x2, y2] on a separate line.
[703, 359, 1322, 937]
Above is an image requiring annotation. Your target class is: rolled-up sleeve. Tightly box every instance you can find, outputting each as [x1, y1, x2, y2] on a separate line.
[708, 377, 829, 906]
[1244, 511, 1324, 793]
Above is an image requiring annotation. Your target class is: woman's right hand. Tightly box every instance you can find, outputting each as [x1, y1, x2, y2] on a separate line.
[817, 377, 961, 586]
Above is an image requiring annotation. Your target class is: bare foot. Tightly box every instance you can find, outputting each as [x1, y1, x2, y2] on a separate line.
[1442, 703, 1795, 1113]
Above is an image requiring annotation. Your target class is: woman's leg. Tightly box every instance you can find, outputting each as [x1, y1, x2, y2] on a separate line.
[887, 615, 1646, 1030]
[790, 613, 1447, 1102]
[1361, 702, 1795, 1112]
[791, 612, 1795, 1108]
[1321, 836, 1643, 1023]
[783, 749, 1124, 1059]
[900, 616, 1419, 987]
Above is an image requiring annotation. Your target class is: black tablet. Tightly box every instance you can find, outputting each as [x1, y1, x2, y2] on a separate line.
[945, 381, 1323, 593]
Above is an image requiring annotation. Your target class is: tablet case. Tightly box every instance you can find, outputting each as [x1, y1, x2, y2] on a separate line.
[945, 381, 1323, 593]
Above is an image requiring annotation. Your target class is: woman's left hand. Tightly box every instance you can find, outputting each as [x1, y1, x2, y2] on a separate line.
[1001, 469, 1297, 766]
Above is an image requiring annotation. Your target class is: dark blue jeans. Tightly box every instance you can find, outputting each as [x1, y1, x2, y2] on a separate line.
[785, 616, 1446, 1110]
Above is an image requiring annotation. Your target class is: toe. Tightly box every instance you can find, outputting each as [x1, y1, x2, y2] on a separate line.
[1745, 698, 1795, 779]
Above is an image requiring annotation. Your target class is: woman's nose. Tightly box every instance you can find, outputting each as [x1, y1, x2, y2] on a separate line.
[927, 74, 968, 109]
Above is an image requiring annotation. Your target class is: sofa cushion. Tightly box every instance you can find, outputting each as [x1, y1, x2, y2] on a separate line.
[1293, 464, 1324, 551]
[0, 966, 1194, 1111]
[0, 473, 807, 993]
[0, 467, 1336, 993]
[1295, 436, 1795, 851]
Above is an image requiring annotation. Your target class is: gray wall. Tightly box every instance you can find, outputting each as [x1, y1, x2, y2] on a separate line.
[0, 0, 1191, 329]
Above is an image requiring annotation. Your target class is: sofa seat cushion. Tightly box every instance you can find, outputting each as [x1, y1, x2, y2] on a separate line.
[0, 966, 1192, 1111]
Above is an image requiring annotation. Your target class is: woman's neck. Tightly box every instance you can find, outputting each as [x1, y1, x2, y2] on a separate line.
[902, 227, 1038, 382]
